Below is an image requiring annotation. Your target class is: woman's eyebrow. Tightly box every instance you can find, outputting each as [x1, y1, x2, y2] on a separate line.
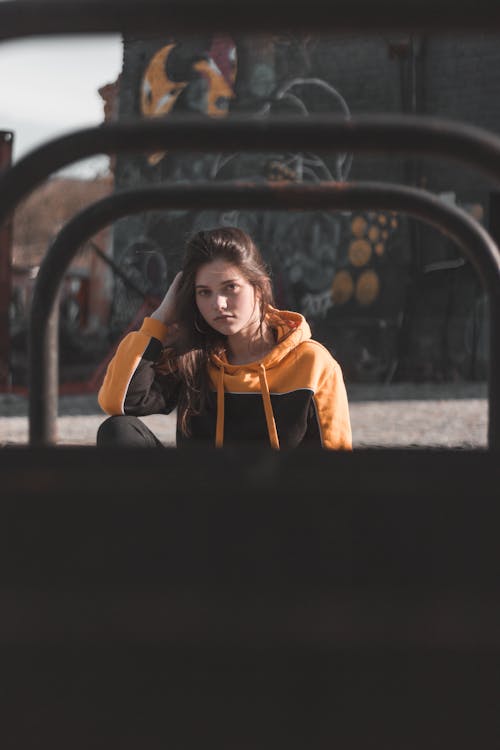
[195, 278, 240, 288]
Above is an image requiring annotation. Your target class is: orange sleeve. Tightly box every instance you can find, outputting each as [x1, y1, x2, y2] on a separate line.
[98, 317, 169, 415]
[313, 360, 352, 450]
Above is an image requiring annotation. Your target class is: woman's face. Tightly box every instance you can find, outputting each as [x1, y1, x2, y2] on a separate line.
[195, 259, 260, 337]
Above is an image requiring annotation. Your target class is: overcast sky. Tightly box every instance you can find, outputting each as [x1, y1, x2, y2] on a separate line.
[0, 34, 123, 176]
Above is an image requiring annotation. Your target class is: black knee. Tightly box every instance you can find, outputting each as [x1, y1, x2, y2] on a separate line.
[97, 415, 163, 448]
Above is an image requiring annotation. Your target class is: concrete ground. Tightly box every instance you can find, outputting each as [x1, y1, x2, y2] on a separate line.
[0, 382, 488, 448]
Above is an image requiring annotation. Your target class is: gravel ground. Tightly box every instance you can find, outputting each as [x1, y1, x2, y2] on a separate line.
[0, 382, 488, 448]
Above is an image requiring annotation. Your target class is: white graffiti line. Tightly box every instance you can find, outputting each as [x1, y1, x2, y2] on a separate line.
[301, 289, 334, 319]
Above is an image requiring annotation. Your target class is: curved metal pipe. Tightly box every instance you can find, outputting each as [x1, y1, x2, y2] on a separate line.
[3, 115, 500, 229]
[30, 181, 500, 449]
[0, 0, 498, 40]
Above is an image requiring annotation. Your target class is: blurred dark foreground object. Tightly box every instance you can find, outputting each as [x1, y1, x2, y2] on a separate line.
[1, 445, 500, 748]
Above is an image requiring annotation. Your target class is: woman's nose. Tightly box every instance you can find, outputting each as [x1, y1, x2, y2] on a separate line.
[214, 294, 228, 310]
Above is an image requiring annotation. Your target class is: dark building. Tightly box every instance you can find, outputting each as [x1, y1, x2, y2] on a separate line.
[113, 33, 498, 382]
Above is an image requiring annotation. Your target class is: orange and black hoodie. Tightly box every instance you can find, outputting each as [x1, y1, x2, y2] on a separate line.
[98, 309, 352, 450]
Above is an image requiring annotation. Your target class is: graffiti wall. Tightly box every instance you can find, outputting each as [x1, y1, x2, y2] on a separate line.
[112, 33, 492, 382]
[398, 199, 489, 381]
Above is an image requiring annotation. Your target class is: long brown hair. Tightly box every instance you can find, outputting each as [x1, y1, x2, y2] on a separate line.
[158, 226, 275, 436]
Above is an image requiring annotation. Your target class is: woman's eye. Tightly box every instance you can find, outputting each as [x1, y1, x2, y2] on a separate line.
[226, 283, 238, 291]
[197, 289, 210, 297]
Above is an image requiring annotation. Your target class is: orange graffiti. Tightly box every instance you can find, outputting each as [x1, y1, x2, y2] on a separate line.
[140, 37, 237, 166]
[193, 58, 235, 118]
[141, 44, 187, 118]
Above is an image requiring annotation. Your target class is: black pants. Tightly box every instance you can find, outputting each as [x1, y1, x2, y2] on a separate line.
[97, 415, 165, 448]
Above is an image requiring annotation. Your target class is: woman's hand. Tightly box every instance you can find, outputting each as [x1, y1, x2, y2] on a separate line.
[150, 271, 183, 327]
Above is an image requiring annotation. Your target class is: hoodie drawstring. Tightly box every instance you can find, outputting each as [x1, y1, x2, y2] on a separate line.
[214, 363, 280, 450]
[215, 365, 225, 448]
[258, 364, 280, 450]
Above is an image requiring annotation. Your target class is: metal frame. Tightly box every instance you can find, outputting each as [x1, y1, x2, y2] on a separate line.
[5, 116, 500, 225]
[3, 4, 500, 741]
[1, 4, 500, 452]
[1, 0, 500, 38]
[0, 131, 13, 390]
[30, 181, 500, 448]
[4, 116, 500, 447]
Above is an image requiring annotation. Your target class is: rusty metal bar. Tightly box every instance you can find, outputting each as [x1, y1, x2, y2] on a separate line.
[0, 131, 13, 390]
[5, 116, 500, 230]
[1, 442, 500, 746]
[1, 0, 500, 39]
[30, 181, 500, 449]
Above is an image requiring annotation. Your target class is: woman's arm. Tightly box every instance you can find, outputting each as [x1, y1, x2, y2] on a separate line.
[98, 317, 178, 416]
[98, 273, 184, 416]
[149, 271, 183, 339]
[312, 358, 352, 450]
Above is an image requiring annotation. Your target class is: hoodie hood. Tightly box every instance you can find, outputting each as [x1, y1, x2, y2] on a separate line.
[209, 308, 311, 373]
[208, 308, 311, 449]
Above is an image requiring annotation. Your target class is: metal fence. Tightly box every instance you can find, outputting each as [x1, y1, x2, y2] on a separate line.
[30, 180, 500, 446]
[1, 0, 500, 39]
[1, 1, 500, 450]
[3, 4, 500, 747]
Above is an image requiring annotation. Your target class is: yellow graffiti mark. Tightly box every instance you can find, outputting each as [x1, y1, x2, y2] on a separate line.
[351, 215, 367, 238]
[331, 269, 354, 305]
[348, 238, 372, 267]
[356, 270, 380, 306]
[469, 203, 484, 222]
[193, 58, 235, 117]
[141, 44, 187, 118]
[141, 44, 187, 165]
[374, 242, 385, 256]
[368, 225, 380, 242]
[140, 40, 237, 166]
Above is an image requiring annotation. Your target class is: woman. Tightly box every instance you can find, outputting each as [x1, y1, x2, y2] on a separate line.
[97, 227, 352, 449]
